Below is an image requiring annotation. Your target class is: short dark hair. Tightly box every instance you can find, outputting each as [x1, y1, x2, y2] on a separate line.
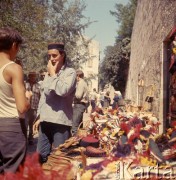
[39, 68, 47, 74]
[0, 27, 23, 51]
[28, 72, 38, 78]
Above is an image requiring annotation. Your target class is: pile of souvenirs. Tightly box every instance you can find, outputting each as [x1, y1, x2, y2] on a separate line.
[2, 106, 176, 179]
[42, 106, 176, 179]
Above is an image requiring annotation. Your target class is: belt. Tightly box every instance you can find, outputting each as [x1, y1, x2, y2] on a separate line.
[74, 102, 86, 106]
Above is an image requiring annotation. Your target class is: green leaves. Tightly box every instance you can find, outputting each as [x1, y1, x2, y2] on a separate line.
[47, 0, 91, 67]
[110, 0, 137, 39]
[0, 0, 91, 73]
[100, 0, 137, 94]
[0, 0, 48, 72]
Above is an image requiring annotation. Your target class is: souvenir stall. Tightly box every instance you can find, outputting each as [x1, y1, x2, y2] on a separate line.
[1, 105, 176, 179]
[41, 106, 176, 179]
[2, 28, 176, 180]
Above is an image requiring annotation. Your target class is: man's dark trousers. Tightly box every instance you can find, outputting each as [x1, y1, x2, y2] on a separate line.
[71, 104, 86, 136]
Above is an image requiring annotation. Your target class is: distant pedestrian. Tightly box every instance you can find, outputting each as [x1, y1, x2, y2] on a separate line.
[100, 91, 105, 108]
[38, 68, 47, 84]
[112, 91, 119, 110]
[116, 91, 125, 107]
[25, 72, 40, 145]
[71, 70, 88, 135]
[104, 91, 111, 108]
[96, 92, 102, 108]
[38, 68, 47, 93]
[90, 88, 97, 112]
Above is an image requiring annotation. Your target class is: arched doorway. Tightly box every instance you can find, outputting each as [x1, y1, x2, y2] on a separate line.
[161, 27, 176, 133]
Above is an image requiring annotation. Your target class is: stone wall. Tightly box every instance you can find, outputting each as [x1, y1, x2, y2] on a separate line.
[125, 0, 176, 120]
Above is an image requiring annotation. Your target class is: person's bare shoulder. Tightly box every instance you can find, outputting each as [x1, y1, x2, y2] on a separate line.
[6, 62, 23, 75]
[4, 62, 23, 83]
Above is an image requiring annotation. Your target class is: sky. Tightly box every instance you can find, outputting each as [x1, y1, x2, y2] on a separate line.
[82, 0, 129, 59]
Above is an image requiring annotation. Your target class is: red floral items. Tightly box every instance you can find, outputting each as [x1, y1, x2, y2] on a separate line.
[0, 153, 73, 180]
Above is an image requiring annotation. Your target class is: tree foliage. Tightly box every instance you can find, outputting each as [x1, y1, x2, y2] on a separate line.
[99, 0, 137, 94]
[45, 0, 92, 69]
[0, 0, 48, 72]
[110, 0, 137, 39]
[0, 0, 92, 72]
[99, 38, 131, 93]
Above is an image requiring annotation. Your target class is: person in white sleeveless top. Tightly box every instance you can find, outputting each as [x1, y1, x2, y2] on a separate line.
[0, 27, 31, 174]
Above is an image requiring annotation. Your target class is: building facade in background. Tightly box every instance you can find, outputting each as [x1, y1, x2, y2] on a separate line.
[80, 38, 100, 92]
[125, 0, 176, 133]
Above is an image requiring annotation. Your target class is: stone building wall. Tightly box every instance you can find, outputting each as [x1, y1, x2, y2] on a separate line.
[125, 0, 176, 121]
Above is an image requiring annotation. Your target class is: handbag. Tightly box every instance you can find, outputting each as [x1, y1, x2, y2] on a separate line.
[77, 121, 90, 137]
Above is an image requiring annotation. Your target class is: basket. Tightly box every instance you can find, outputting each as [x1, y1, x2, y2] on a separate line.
[77, 121, 89, 137]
